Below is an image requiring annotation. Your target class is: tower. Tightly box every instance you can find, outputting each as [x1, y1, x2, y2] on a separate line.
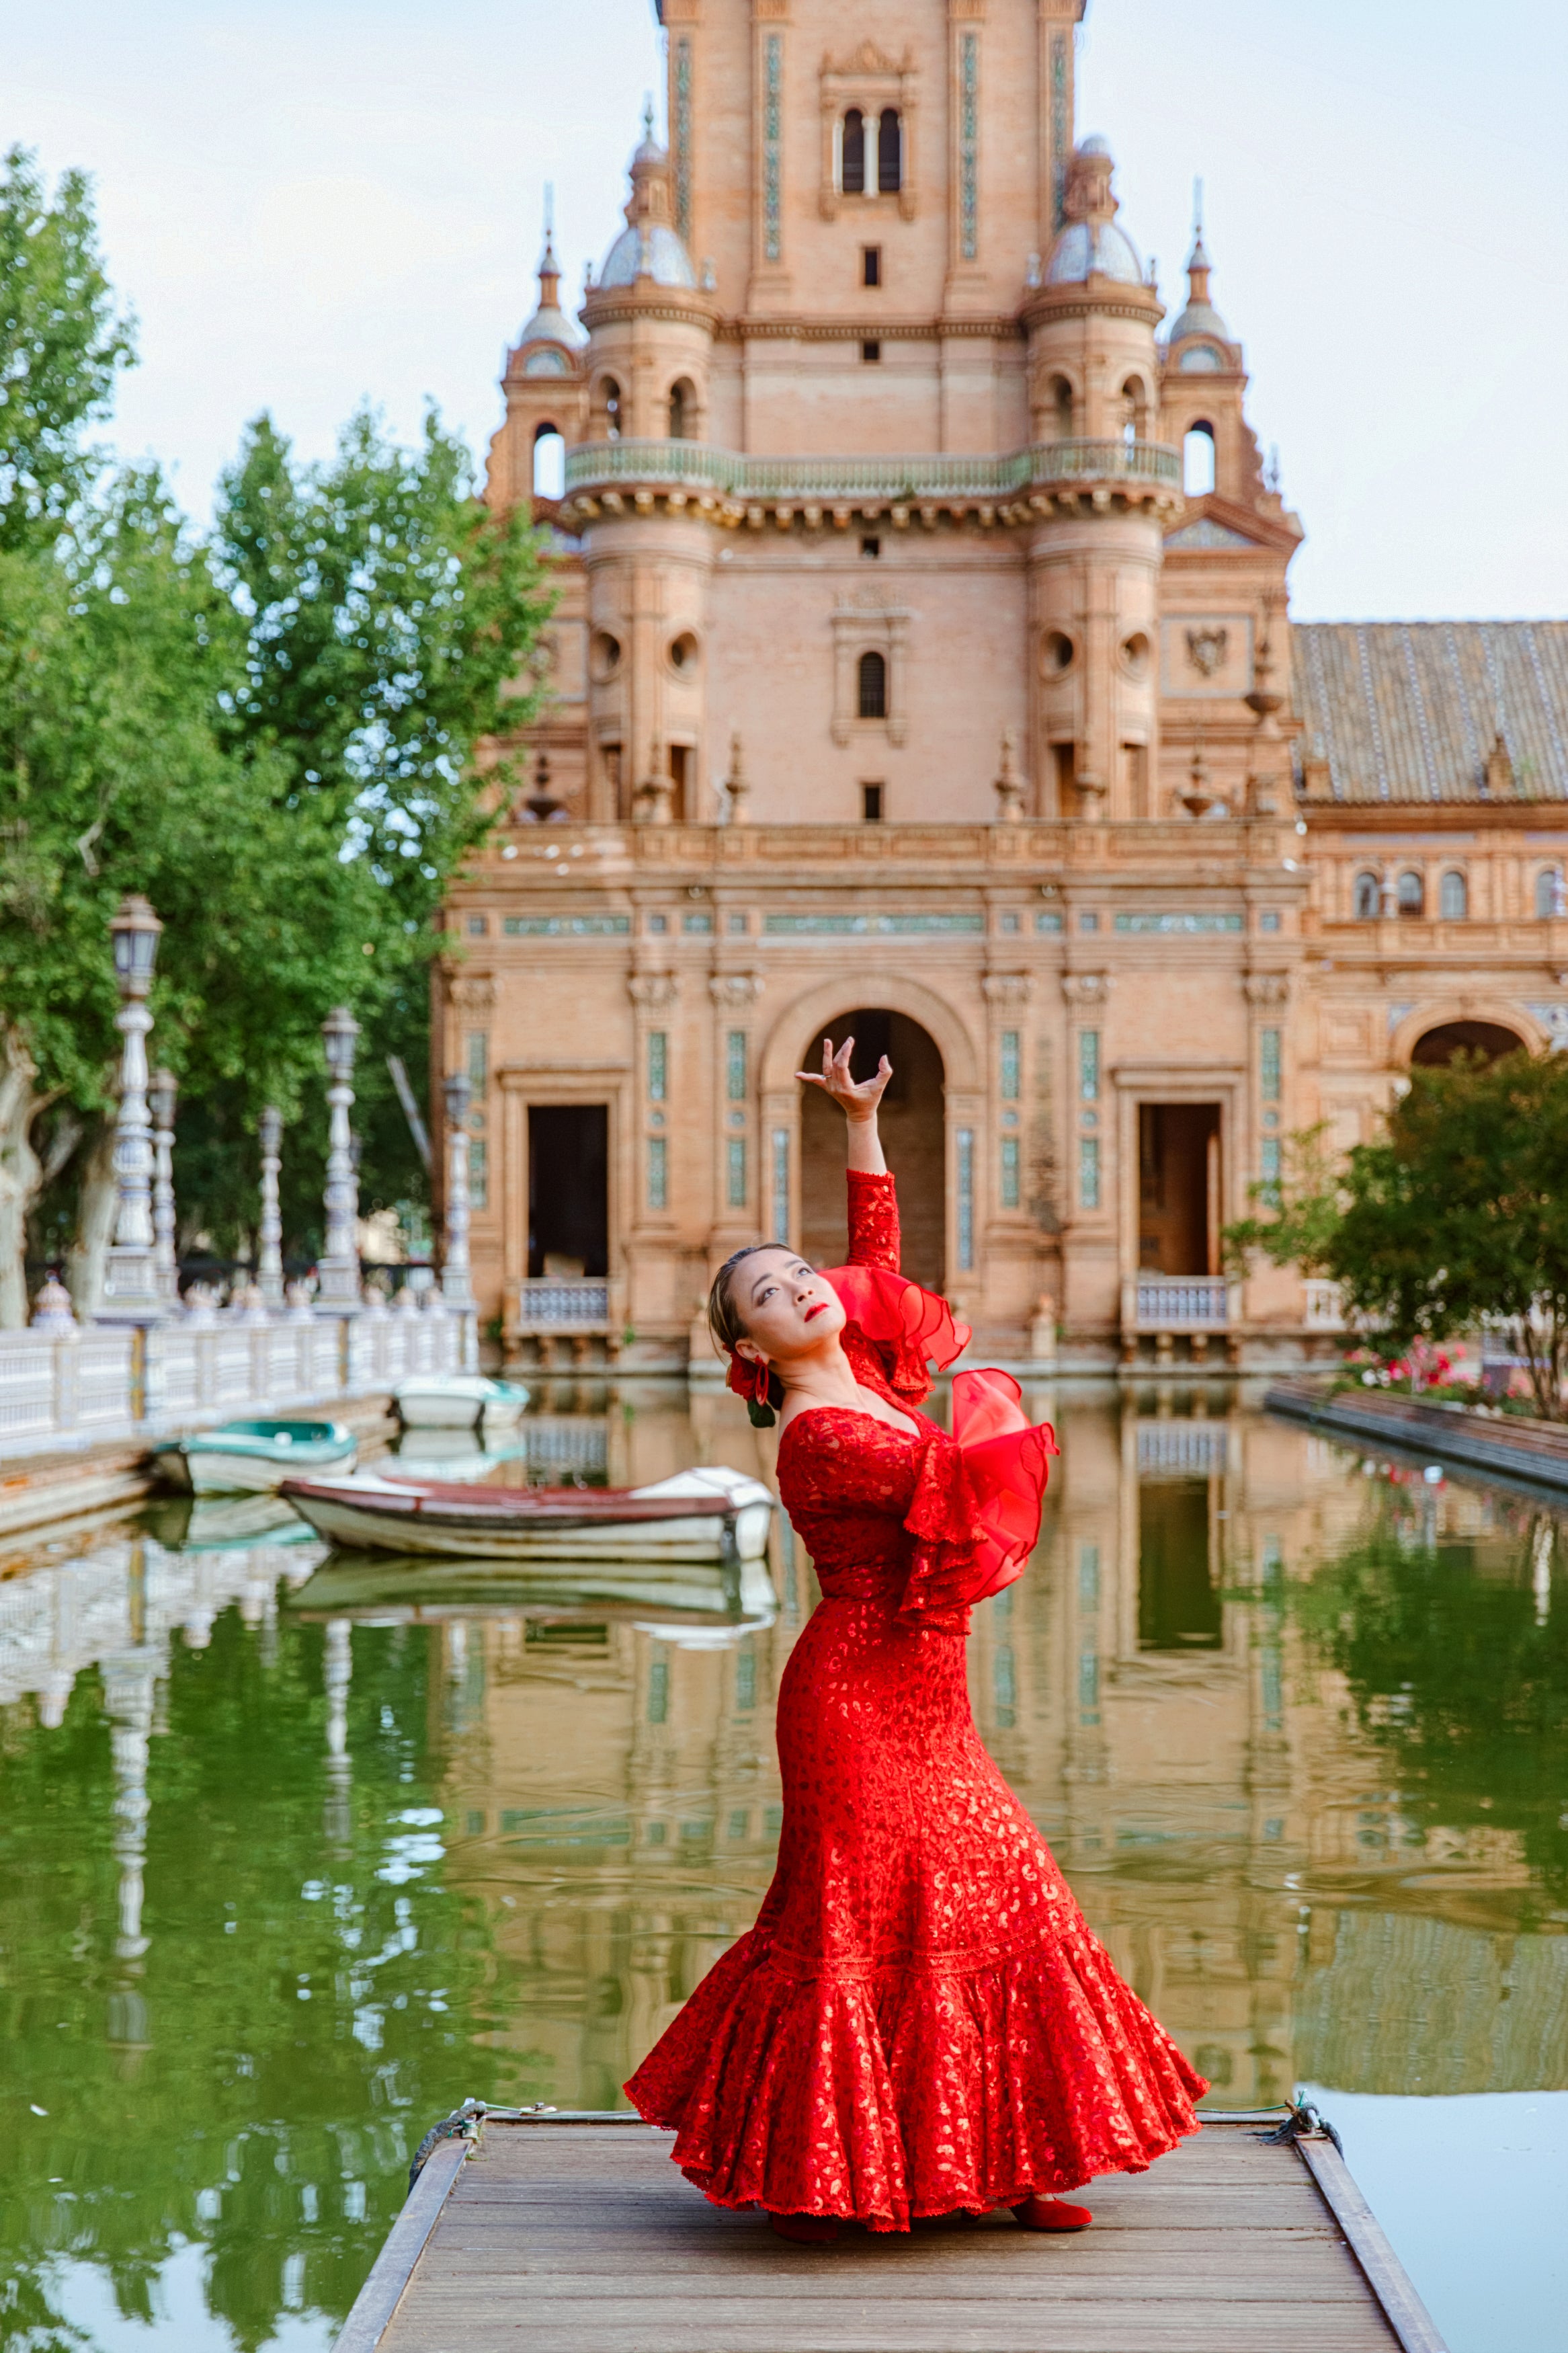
[1157, 202, 1304, 813]
[1022, 138, 1169, 819]
[578, 114, 718, 822]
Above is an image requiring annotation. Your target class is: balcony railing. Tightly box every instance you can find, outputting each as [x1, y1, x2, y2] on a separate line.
[512, 1277, 620, 1367]
[1303, 1279, 1348, 1332]
[562, 436, 1180, 508]
[1130, 1277, 1234, 1332]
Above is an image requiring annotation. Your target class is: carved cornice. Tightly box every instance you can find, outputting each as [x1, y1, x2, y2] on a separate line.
[982, 972, 1033, 1004]
[708, 972, 766, 1006]
[1243, 971, 1291, 1007]
[716, 314, 1022, 342]
[446, 973, 496, 1012]
[628, 972, 680, 1009]
[1061, 971, 1112, 1006]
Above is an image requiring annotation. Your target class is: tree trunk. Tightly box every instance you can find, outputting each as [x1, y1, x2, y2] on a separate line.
[0, 1029, 44, 1329]
[67, 1121, 117, 1321]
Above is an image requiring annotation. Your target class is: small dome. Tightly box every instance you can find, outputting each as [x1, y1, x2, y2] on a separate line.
[598, 221, 698, 290]
[1078, 133, 1112, 157]
[1169, 301, 1230, 347]
[1045, 218, 1144, 287]
[518, 296, 582, 352]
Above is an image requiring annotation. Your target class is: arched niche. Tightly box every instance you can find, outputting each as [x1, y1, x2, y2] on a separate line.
[798, 1009, 947, 1289]
[1389, 1000, 1546, 1070]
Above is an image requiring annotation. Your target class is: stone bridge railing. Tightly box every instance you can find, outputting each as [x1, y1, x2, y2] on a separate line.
[0, 1298, 474, 1462]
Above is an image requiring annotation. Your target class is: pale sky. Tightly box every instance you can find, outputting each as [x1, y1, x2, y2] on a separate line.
[3, 0, 1565, 619]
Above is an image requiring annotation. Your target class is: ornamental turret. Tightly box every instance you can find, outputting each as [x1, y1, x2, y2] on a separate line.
[1020, 141, 1173, 820]
[577, 110, 722, 822]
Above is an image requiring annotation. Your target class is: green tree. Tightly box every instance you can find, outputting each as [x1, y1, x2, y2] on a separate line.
[0, 143, 134, 555]
[1, 149, 550, 1311]
[1327, 1053, 1568, 1419]
[1223, 1121, 1344, 1281]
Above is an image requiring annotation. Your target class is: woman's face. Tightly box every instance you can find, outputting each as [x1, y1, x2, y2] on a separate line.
[732, 1248, 846, 1367]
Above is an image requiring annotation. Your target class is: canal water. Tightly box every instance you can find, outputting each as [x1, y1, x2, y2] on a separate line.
[2, 1384, 1565, 2353]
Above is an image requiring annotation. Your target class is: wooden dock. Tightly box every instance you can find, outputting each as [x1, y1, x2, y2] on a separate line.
[333, 2105, 1447, 2353]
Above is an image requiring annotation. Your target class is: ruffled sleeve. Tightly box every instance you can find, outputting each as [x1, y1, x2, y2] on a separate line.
[897, 1371, 1059, 1633]
[821, 1260, 970, 1406]
[846, 1168, 901, 1271]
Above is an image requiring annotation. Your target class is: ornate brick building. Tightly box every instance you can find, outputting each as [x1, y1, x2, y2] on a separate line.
[438, 0, 1568, 1371]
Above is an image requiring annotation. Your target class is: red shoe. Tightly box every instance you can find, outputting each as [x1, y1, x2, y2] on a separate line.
[768, 2212, 841, 2245]
[1012, 2194, 1093, 2232]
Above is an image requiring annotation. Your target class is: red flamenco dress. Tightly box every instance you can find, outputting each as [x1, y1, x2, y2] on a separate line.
[625, 1168, 1206, 2229]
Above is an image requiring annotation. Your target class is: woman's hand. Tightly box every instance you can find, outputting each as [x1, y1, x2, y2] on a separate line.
[796, 1037, 891, 1173]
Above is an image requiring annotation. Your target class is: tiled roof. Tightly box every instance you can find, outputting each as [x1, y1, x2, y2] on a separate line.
[1291, 621, 1568, 802]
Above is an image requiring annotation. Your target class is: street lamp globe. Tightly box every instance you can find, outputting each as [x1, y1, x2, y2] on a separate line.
[321, 1006, 360, 1080]
[443, 1070, 473, 1131]
[110, 895, 163, 1000]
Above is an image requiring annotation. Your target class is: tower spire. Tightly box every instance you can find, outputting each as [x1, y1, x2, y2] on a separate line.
[1186, 177, 1212, 307]
[538, 183, 560, 310]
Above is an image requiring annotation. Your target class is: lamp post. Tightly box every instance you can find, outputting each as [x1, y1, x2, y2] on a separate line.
[441, 1069, 476, 1311]
[257, 1106, 284, 1307]
[149, 1068, 179, 1306]
[316, 1006, 362, 1308]
[101, 895, 165, 1321]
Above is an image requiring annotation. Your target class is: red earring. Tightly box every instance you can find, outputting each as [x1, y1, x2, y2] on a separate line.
[725, 1350, 777, 1427]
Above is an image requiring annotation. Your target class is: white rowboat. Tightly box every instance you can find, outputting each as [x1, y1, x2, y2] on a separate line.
[280, 1465, 774, 1566]
[153, 1418, 358, 1496]
[393, 1375, 532, 1431]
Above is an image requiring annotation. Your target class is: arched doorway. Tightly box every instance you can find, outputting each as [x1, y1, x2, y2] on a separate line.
[799, 1010, 945, 1288]
[1409, 1021, 1526, 1067]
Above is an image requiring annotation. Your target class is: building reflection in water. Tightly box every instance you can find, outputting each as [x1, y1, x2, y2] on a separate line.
[3, 1380, 1565, 2135]
[385, 1380, 1568, 2116]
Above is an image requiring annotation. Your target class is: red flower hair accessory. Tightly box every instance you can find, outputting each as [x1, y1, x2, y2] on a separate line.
[725, 1348, 782, 1428]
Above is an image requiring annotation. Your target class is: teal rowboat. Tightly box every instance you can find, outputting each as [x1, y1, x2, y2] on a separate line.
[153, 1418, 358, 1497]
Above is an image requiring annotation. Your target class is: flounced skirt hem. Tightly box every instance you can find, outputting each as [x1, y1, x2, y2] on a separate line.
[624, 1919, 1208, 2234]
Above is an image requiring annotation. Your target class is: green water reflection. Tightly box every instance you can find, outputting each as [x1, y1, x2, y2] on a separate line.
[1, 1384, 1565, 2350]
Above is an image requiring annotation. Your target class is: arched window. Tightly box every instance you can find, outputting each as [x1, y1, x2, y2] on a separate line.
[1440, 869, 1468, 920]
[858, 649, 887, 721]
[1353, 871, 1381, 921]
[532, 423, 565, 500]
[667, 378, 694, 440]
[1397, 869, 1424, 918]
[878, 109, 903, 194]
[1537, 865, 1565, 918]
[600, 376, 622, 439]
[1120, 376, 1147, 447]
[1182, 422, 1216, 497]
[841, 109, 866, 196]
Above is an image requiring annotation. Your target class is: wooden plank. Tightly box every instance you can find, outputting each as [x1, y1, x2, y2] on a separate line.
[357, 2112, 1438, 2353]
[330, 2138, 466, 2353]
[1298, 2135, 1448, 2353]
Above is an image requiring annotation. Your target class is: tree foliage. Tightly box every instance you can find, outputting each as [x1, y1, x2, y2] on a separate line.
[1222, 1121, 1344, 1281]
[1228, 1056, 1568, 1420]
[0, 147, 550, 1314]
[1326, 1053, 1568, 1418]
[0, 143, 134, 553]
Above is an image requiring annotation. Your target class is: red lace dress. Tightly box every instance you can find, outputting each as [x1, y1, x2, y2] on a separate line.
[625, 1170, 1206, 2229]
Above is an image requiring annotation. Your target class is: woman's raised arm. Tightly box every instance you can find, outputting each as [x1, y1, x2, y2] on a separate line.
[796, 1035, 899, 1270]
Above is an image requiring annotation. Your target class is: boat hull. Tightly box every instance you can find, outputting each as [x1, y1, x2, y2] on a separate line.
[394, 1377, 531, 1431]
[284, 1488, 772, 1565]
[184, 1444, 356, 1497]
[155, 1421, 360, 1496]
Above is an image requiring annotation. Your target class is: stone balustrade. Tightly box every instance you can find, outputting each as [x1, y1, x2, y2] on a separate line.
[1126, 1275, 1236, 1332]
[1303, 1279, 1348, 1331]
[0, 1298, 474, 1462]
[562, 435, 1181, 526]
[511, 1276, 623, 1369]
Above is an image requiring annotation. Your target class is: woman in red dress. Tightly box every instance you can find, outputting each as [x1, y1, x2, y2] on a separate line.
[626, 1038, 1206, 2243]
